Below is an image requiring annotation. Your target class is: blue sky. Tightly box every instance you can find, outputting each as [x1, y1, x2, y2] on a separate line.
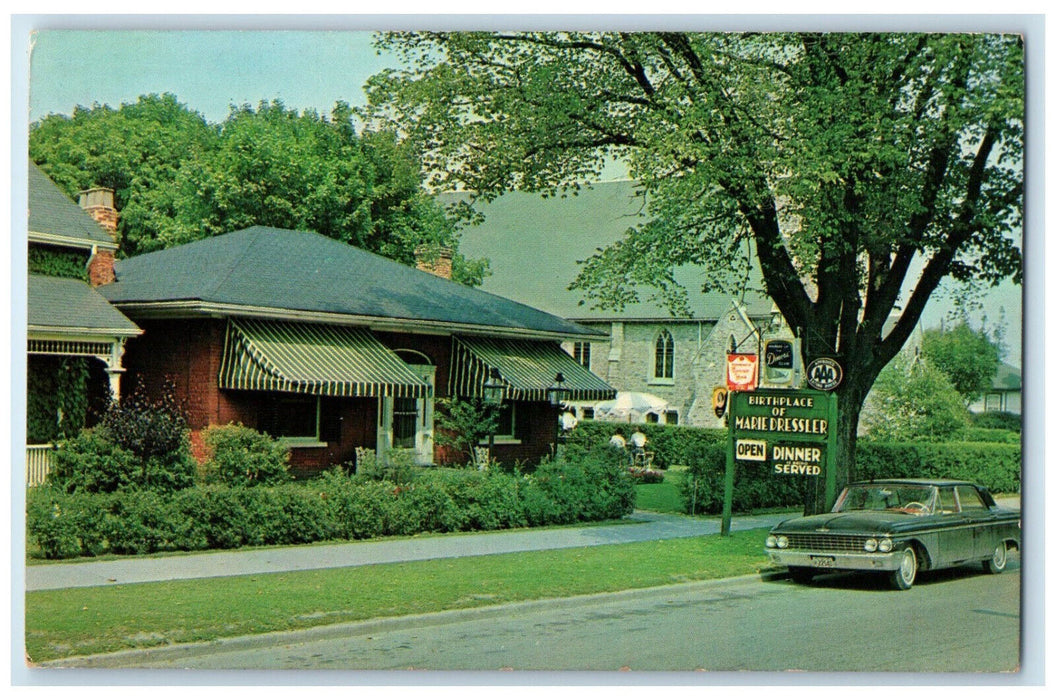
[29, 30, 397, 123]
[20, 27, 1027, 366]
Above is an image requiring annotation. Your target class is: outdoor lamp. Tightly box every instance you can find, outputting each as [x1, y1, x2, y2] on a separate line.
[547, 372, 569, 406]
[483, 368, 505, 406]
[547, 372, 570, 457]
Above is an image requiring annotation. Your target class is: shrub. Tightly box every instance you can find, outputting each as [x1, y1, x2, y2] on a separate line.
[201, 423, 291, 487]
[855, 441, 1021, 494]
[627, 467, 665, 484]
[968, 412, 1022, 432]
[48, 428, 139, 494]
[26, 446, 639, 559]
[566, 421, 725, 469]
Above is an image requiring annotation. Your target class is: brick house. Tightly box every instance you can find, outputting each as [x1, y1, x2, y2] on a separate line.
[26, 163, 142, 482]
[447, 182, 786, 429]
[97, 226, 615, 476]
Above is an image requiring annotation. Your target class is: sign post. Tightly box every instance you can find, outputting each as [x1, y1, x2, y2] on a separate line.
[721, 389, 839, 535]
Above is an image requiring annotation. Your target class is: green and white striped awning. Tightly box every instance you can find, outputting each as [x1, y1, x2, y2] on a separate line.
[219, 319, 430, 398]
[450, 336, 616, 402]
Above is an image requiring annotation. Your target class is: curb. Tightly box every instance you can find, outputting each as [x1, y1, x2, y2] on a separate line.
[36, 572, 786, 668]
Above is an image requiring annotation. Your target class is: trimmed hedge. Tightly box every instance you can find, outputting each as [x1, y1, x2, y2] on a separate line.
[26, 446, 635, 559]
[854, 441, 1021, 494]
[678, 438, 1022, 515]
[566, 420, 726, 469]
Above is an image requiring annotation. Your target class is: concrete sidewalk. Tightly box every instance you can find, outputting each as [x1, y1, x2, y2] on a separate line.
[25, 510, 787, 592]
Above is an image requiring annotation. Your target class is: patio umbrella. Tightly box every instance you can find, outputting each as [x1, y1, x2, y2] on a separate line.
[593, 391, 670, 422]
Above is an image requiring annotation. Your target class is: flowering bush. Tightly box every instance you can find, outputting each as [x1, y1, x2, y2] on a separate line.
[627, 467, 665, 484]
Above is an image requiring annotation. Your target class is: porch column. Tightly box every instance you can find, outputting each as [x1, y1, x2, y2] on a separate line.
[96, 338, 129, 404]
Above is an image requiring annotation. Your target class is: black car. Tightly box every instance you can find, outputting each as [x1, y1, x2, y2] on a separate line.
[765, 479, 1020, 590]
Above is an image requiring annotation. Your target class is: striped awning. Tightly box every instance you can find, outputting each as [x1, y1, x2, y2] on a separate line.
[219, 319, 430, 398]
[450, 336, 616, 402]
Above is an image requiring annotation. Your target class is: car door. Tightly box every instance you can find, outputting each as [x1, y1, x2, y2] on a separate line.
[957, 484, 997, 561]
[933, 486, 973, 566]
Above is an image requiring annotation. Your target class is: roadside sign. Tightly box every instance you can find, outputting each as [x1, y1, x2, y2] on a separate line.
[735, 439, 767, 461]
[721, 389, 839, 535]
[711, 386, 729, 418]
[726, 353, 759, 392]
[805, 357, 843, 391]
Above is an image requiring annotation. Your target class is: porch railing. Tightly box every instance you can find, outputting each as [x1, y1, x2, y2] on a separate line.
[26, 444, 54, 487]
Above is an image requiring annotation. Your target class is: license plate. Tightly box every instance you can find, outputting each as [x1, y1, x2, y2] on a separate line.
[810, 556, 836, 568]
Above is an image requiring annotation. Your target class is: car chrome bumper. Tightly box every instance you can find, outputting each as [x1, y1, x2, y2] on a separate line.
[766, 549, 901, 572]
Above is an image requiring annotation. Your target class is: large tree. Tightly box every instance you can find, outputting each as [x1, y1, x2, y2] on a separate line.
[922, 322, 1002, 406]
[30, 95, 488, 283]
[364, 32, 1024, 509]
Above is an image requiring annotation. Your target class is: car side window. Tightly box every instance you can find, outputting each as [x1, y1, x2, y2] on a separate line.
[956, 485, 987, 512]
[937, 487, 958, 514]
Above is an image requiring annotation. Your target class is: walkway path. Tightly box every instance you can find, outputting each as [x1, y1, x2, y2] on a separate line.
[25, 510, 788, 592]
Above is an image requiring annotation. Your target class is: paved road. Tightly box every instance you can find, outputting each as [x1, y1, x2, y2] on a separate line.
[54, 560, 1020, 672]
[25, 510, 789, 591]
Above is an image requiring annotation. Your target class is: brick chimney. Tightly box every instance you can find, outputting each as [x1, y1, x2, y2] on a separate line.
[79, 187, 119, 237]
[414, 244, 454, 280]
[79, 187, 118, 286]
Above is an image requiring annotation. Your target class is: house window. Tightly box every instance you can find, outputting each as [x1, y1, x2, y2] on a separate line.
[260, 395, 320, 443]
[665, 410, 679, 425]
[573, 342, 592, 368]
[495, 402, 517, 439]
[984, 393, 1003, 412]
[391, 396, 419, 449]
[653, 330, 675, 381]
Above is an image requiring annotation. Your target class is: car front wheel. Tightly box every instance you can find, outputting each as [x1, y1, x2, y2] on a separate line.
[889, 546, 918, 590]
[982, 541, 1008, 574]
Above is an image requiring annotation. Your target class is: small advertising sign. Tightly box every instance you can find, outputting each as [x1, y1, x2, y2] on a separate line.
[805, 357, 843, 391]
[763, 339, 795, 386]
[726, 353, 759, 392]
[711, 386, 729, 418]
[735, 439, 767, 461]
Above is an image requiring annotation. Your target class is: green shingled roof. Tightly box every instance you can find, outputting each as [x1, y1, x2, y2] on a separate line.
[28, 275, 141, 335]
[100, 226, 604, 340]
[28, 163, 116, 249]
[443, 181, 773, 321]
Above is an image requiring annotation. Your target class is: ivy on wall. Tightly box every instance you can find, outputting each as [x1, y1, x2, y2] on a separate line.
[28, 246, 89, 281]
[27, 356, 91, 443]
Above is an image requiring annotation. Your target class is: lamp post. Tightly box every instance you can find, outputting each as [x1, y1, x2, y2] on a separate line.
[546, 372, 569, 458]
[482, 368, 505, 465]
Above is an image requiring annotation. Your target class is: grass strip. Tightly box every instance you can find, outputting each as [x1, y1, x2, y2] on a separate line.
[25, 528, 772, 663]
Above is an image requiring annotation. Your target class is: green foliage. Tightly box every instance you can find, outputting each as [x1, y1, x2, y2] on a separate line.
[47, 384, 195, 494]
[433, 398, 499, 465]
[855, 442, 1021, 494]
[565, 420, 726, 470]
[26, 356, 92, 444]
[922, 323, 1002, 404]
[861, 353, 970, 441]
[958, 427, 1020, 444]
[969, 411, 1021, 432]
[200, 423, 291, 487]
[98, 384, 196, 492]
[30, 95, 488, 285]
[48, 428, 139, 494]
[365, 32, 1024, 493]
[27, 247, 88, 280]
[27, 448, 635, 559]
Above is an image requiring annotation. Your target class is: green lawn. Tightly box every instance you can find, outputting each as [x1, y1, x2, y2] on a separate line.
[25, 528, 773, 663]
[634, 467, 688, 513]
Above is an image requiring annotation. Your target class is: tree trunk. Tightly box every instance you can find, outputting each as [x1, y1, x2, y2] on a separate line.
[803, 375, 868, 515]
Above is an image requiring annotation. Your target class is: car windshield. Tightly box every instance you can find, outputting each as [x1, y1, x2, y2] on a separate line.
[834, 484, 937, 515]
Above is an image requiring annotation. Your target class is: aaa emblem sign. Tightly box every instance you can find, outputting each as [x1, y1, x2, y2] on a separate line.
[726, 353, 759, 392]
